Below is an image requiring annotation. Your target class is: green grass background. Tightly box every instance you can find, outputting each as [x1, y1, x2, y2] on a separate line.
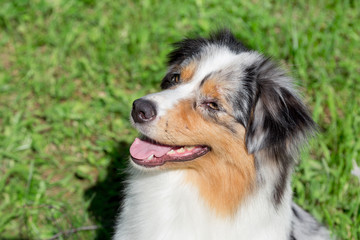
[0, 0, 359, 239]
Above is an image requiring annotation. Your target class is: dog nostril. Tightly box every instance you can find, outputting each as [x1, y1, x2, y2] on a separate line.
[138, 111, 152, 121]
[138, 111, 146, 120]
[131, 99, 157, 123]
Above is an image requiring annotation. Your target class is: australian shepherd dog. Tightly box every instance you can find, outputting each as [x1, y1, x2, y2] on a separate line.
[114, 30, 330, 240]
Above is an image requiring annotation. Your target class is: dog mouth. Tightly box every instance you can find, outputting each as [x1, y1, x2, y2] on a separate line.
[129, 137, 210, 167]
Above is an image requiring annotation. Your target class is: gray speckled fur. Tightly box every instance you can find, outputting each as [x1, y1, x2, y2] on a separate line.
[291, 203, 331, 240]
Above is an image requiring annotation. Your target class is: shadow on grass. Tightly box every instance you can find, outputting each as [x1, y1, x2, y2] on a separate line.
[84, 141, 130, 240]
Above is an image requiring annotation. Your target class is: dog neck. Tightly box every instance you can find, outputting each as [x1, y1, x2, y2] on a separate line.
[117, 156, 293, 240]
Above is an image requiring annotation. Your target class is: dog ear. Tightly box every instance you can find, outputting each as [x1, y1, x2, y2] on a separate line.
[245, 59, 316, 154]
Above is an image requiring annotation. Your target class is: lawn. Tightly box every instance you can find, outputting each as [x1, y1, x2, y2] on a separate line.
[0, 0, 359, 239]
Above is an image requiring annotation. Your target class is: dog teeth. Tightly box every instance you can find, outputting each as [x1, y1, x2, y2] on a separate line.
[185, 146, 194, 151]
[167, 150, 176, 155]
[176, 147, 185, 153]
[147, 155, 154, 160]
[167, 147, 194, 155]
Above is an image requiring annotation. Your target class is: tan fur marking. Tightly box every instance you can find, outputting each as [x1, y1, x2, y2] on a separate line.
[154, 100, 256, 217]
[201, 78, 222, 99]
[201, 79, 234, 112]
[181, 62, 196, 82]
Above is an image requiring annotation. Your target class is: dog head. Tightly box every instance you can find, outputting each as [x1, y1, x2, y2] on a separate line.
[129, 30, 315, 172]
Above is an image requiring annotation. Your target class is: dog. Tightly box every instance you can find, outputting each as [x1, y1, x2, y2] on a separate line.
[113, 30, 330, 240]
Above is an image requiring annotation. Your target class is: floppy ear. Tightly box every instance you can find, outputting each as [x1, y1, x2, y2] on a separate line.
[245, 59, 316, 155]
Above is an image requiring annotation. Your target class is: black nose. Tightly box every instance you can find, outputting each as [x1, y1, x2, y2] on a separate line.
[131, 99, 157, 123]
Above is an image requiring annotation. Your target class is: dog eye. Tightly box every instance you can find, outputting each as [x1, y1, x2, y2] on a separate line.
[206, 102, 220, 111]
[161, 72, 181, 89]
[171, 73, 180, 83]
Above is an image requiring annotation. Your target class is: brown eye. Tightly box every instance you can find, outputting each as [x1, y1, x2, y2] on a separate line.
[206, 102, 220, 111]
[171, 73, 180, 83]
[161, 72, 181, 89]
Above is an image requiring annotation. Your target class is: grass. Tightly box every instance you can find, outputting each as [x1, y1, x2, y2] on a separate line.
[0, 0, 359, 239]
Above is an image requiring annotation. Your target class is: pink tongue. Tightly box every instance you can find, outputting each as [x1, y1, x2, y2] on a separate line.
[130, 138, 172, 160]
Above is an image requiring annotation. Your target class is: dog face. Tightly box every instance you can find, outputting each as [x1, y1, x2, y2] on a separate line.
[128, 30, 315, 215]
[129, 30, 314, 172]
[130, 38, 253, 168]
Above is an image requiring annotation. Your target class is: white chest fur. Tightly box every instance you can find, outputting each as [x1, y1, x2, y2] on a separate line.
[113, 170, 292, 240]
